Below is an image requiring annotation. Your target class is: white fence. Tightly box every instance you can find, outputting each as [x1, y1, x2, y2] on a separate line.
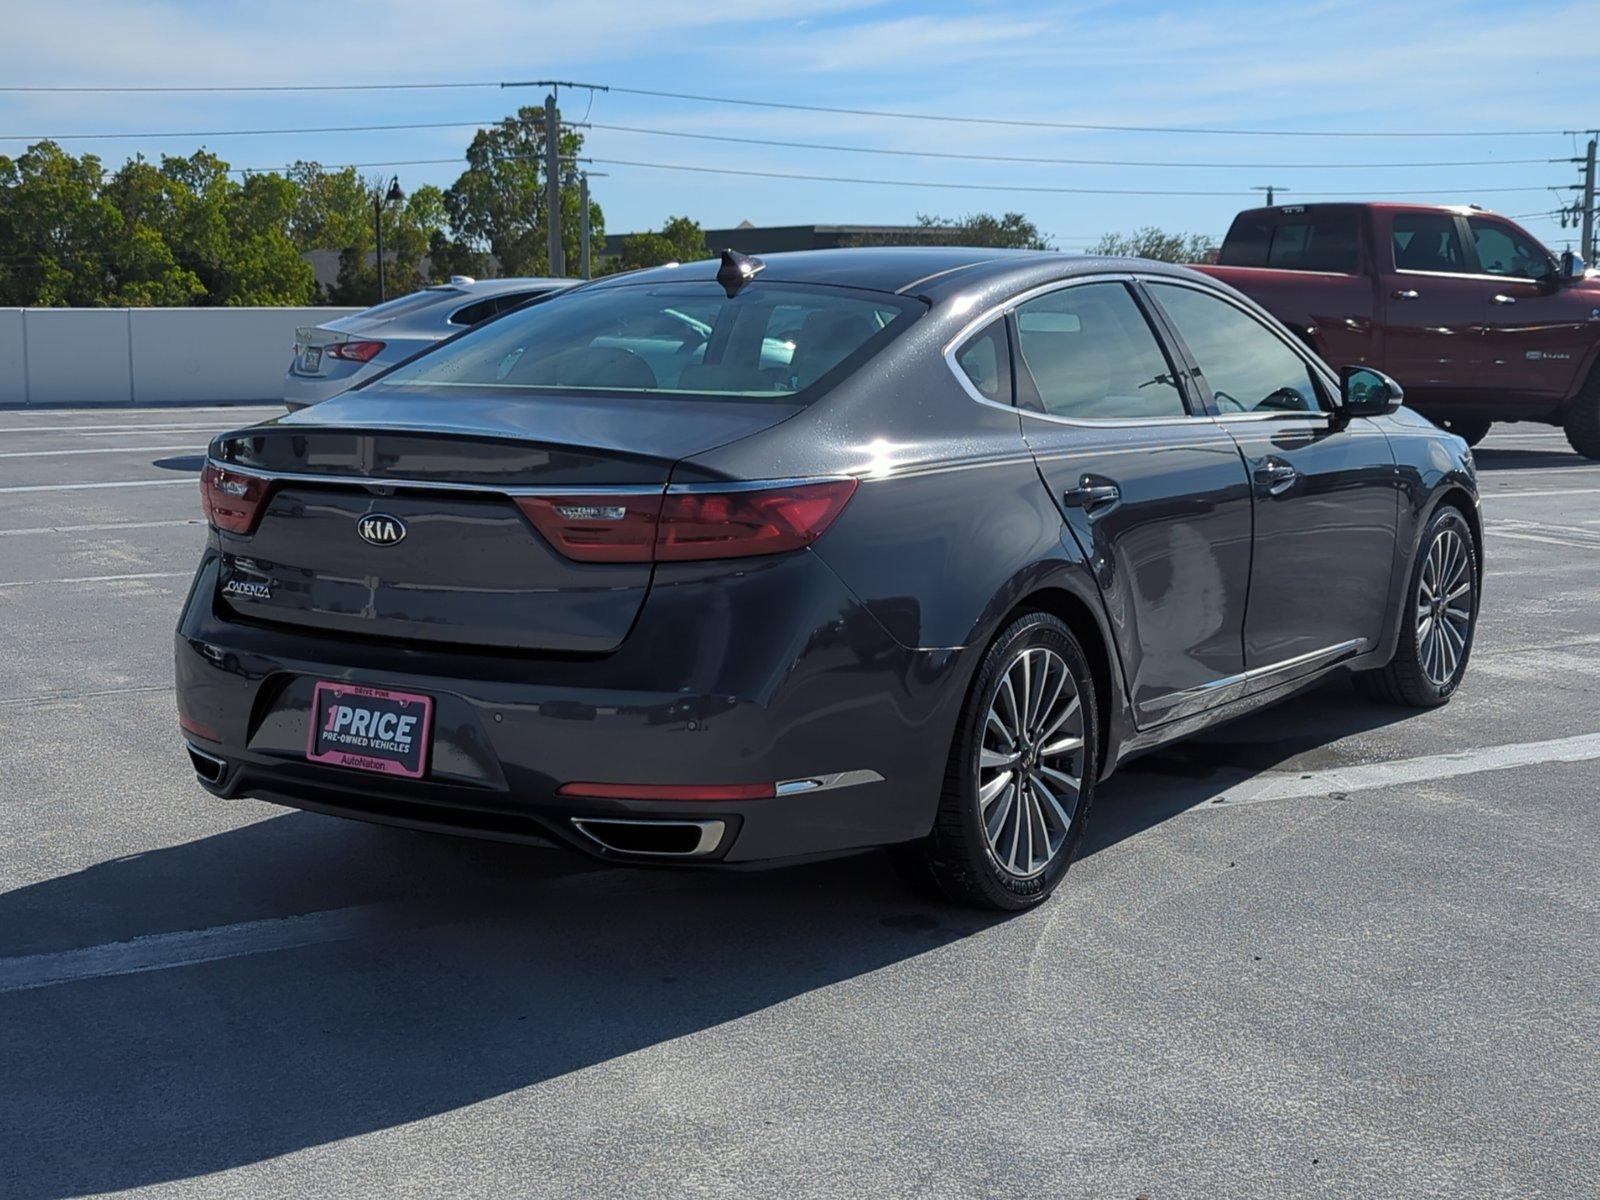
[0, 307, 362, 406]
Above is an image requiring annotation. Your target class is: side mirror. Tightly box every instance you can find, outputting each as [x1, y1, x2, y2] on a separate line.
[1559, 249, 1589, 283]
[1339, 366, 1404, 417]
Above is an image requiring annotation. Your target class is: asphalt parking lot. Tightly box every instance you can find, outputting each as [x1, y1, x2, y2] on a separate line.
[2, 406, 1597, 1199]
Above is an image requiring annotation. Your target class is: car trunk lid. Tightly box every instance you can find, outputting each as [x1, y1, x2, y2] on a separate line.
[207, 389, 802, 653]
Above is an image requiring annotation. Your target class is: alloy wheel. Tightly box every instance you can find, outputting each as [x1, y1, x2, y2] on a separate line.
[977, 646, 1086, 879]
[1416, 526, 1473, 688]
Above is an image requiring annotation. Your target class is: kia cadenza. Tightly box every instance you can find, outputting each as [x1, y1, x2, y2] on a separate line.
[176, 248, 1481, 909]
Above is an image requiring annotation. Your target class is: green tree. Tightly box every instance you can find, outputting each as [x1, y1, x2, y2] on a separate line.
[1090, 226, 1215, 263]
[444, 105, 598, 276]
[101, 156, 205, 305]
[609, 215, 708, 272]
[0, 141, 122, 306]
[844, 212, 1052, 250]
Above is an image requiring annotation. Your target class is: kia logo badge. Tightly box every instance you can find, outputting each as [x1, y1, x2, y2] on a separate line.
[357, 514, 407, 546]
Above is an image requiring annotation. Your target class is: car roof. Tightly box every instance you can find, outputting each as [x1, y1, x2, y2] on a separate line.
[581, 247, 1218, 302]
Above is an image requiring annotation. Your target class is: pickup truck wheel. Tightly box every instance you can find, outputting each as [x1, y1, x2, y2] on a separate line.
[1565, 368, 1600, 460]
[1439, 417, 1490, 447]
[1355, 507, 1477, 708]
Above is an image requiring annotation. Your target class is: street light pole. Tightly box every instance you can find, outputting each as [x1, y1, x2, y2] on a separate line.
[373, 175, 404, 302]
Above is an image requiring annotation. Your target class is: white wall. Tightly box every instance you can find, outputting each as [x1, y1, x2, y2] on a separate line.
[0, 307, 361, 406]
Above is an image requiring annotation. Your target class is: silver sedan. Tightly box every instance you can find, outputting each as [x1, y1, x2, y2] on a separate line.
[285, 276, 574, 408]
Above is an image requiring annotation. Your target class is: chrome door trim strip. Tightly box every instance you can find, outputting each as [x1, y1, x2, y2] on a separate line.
[1153, 638, 1369, 711]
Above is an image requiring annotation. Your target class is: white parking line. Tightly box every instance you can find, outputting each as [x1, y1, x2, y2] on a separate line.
[1205, 730, 1600, 808]
[0, 571, 189, 590]
[0, 904, 401, 995]
[0, 479, 193, 495]
[0, 445, 201, 459]
[1482, 487, 1600, 500]
[0, 519, 202, 538]
[0, 424, 231, 436]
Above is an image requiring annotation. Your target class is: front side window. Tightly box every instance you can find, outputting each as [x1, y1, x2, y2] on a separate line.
[953, 317, 1011, 404]
[380, 281, 919, 400]
[1391, 214, 1467, 273]
[1468, 218, 1550, 279]
[1148, 283, 1322, 414]
[1012, 282, 1186, 420]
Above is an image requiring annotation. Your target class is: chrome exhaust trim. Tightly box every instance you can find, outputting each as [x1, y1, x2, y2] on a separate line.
[570, 817, 726, 858]
[185, 741, 228, 784]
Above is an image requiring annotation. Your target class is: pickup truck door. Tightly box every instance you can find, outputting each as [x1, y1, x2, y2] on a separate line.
[1465, 214, 1590, 405]
[1378, 210, 1496, 411]
[1144, 278, 1399, 677]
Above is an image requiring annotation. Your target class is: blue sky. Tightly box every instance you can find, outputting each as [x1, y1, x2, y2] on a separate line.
[1, 0, 1596, 251]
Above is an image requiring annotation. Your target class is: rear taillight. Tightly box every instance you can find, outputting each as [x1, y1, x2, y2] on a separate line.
[515, 479, 857, 564]
[326, 339, 385, 362]
[200, 463, 273, 535]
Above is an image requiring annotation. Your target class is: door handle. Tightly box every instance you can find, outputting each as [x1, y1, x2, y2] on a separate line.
[1491, 293, 1517, 305]
[1390, 289, 1420, 300]
[1062, 476, 1120, 514]
[1253, 459, 1298, 496]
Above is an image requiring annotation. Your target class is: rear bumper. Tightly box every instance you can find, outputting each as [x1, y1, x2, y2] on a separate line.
[282, 363, 380, 409]
[175, 549, 971, 864]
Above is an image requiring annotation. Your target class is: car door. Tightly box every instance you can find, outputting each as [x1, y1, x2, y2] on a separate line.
[1143, 278, 1399, 680]
[1378, 210, 1494, 410]
[1003, 277, 1255, 728]
[1465, 214, 1590, 405]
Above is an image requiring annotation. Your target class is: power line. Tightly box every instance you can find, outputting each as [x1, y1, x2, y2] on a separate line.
[0, 75, 1579, 138]
[578, 83, 1573, 139]
[0, 119, 508, 141]
[577, 123, 1558, 171]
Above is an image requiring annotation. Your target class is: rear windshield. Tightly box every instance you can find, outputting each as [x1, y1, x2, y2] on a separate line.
[379, 281, 921, 400]
[1219, 213, 1359, 273]
[355, 287, 465, 320]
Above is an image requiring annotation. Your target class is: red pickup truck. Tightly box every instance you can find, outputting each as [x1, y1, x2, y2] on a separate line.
[1195, 202, 1600, 456]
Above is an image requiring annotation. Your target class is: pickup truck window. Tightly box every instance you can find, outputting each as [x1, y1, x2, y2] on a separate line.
[1219, 214, 1358, 273]
[1148, 283, 1322, 415]
[1467, 217, 1550, 279]
[1392, 214, 1467, 273]
[1013, 283, 1186, 420]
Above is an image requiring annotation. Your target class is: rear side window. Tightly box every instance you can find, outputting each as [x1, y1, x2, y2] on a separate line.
[1468, 218, 1550, 279]
[1148, 283, 1322, 414]
[1013, 282, 1186, 420]
[381, 281, 920, 399]
[953, 318, 1011, 404]
[1219, 213, 1358, 272]
[1392, 214, 1467, 273]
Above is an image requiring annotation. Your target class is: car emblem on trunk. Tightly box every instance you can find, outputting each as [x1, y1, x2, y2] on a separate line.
[357, 514, 407, 546]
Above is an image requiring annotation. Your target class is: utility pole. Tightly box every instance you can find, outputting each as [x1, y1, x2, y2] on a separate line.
[1252, 184, 1288, 207]
[1583, 136, 1596, 266]
[544, 92, 564, 277]
[579, 171, 591, 280]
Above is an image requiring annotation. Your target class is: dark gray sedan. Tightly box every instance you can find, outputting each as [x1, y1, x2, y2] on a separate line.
[178, 247, 1480, 910]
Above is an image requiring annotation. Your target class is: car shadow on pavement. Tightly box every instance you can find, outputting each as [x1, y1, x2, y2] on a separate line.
[1471, 445, 1592, 472]
[3, 679, 1422, 1199]
[0, 814, 1001, 1199]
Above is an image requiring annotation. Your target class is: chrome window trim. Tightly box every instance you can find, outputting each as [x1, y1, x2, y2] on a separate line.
[1392, 267, 1546, 285]
[940, 272, 1206, 430]
[204, 460, 849, 497]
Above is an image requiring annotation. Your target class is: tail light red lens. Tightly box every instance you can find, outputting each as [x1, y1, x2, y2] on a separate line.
[326, 339, 385, 362]
[558, 781, 776, 801]
[515, 479, 857, 565]
[200, 463, 273, 535]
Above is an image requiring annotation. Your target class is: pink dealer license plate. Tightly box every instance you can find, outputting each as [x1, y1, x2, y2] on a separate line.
[306, 681, 433, 779]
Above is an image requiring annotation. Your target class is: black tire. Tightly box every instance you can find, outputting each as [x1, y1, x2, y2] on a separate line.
[916, 612, 1100, 911]
[1355, 506, 1478, 708]
[1565, 365, 1600, 460]
[1439, 417, 1491, 447]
